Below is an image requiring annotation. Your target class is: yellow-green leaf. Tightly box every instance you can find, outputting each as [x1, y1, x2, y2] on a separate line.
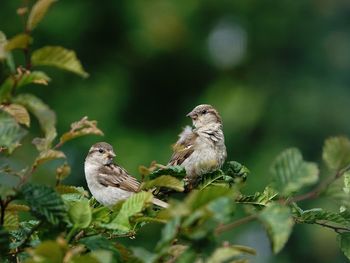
[33, 149, 65, 168]
[31, 46, 89, 78]
[339, 233, 350, 260]
[103, 192, 153, 231]
[323, 136, 350, 171]
[68, 199, 92, 228]
[259, 203, 294, 254]
[272, 148, 319, 196]
[141, 175, 184, 192]
[27, 240, 64, 263]
[208, 244, 256, 263]
[14, 94, 56, 149]
[59, 116, 103, 145]
[6, 204, 30, 212]
[27, 0, 57, 31]
[4, 211, 19, 231]
[0, 111, 28, 153]
[5, 33, 32, 51]
[1, 104, 30, 127]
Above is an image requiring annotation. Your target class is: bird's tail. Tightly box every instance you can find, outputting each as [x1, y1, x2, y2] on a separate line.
[152, 197, 169, 208]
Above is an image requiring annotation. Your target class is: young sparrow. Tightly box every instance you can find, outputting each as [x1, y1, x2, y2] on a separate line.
[85, 142, 168, 208]
[168, 104, 227, 184]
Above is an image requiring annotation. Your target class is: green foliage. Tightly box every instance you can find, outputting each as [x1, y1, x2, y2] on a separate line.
[31, 46, 89, 78]
[21, 184, 66, 225]
[68, 199, 92, 229]
[236, 186, 278, 207]
[259, 203, 294, 254]
[340, 233, 350, 261]
[271, 148, 319, 196]
[0, 111, 28, 153]
[141, 175, 184, 192]
[103, 191, 153, 231]
[2, 2, 350, 262]
[323, 136, 350, 171]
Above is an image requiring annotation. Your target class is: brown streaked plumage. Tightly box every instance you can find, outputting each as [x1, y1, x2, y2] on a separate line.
[168, 104, 227, 186]
[84, 142, 168, 208]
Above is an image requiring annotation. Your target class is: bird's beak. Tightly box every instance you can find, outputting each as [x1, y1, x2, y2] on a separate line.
[106, 151, 116, 165]
[186, 110, 197, 119]
[108, 151, 116, 158]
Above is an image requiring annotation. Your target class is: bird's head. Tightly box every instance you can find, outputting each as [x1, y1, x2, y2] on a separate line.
[186, 104, 222, 128]
[86, 142, 116, 166]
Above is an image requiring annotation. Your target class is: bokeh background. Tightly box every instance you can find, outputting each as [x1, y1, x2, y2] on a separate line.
[2, 0, 350, 262]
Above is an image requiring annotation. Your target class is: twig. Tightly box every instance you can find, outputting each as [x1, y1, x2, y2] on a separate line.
[314, 221, 350, 233]
[283, 164, 350, 204]
[215, 214, 257, 236]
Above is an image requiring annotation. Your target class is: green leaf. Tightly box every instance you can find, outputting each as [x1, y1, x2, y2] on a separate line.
[207, 244, 256, 263]
[59, 116, 103, 145]
[156, 216, 181, 251]
[4, 211, 19, 231]
[33, 149, 66, 168]
[103, 191, 153, 231]
[80, 235, 120, 258]
[0, 111, 28, 153]
[149, 166, 186, 179]
[27, 0, 57, 31]
[8, 220, 40, 249]
[0, 71, 50, 102]
[236, 186, 278, 207]
[271, 148, 319, 196]
[208, 197, 235, 223]
[14, 94, 56, 149]
[223, 161, 250, 182]
[56, 185, 87, 196]
[21, 184, 66, 225]
[141, 175, 184, 192]
[323, 136, 350, 171]
[1, 104, 30, 127]
[31, 46, 89, 78]
[259, 203, 294, 254]
[68, 199, 92, 228]
[5, 33, 32, 51]
[27, 240, 64, 263]
[295, 208, 350, 227]
[185, 186, 233, 211]
[339, 233, 350, 260]
[0, 31, 7, 60]
[16, 71, 51, 88]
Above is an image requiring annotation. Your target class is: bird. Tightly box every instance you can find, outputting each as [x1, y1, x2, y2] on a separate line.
[168, 104, 227, 187]
[84, 142, 168, 208]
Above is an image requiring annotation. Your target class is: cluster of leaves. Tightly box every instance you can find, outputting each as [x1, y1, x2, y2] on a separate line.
[2, 1, 350, 263]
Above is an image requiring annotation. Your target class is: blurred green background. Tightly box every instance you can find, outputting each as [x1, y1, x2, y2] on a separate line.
[2, 0, 350, 262]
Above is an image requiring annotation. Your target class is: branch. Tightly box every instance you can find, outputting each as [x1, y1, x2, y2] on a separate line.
[314, 221, 350, 233]
[215, 214, 257, 236]
[284, 164, 350, 204]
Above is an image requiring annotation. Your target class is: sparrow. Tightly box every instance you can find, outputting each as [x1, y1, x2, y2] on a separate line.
[168, 104, 227, 185]
[84, 142, 168, 208]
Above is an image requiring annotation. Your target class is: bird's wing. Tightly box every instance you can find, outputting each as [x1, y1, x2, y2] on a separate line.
[97, 164, 140, 192]
[168, 126, 198, 166]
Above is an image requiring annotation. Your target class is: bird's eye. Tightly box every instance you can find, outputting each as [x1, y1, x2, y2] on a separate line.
[98, 148, 104, 153]
[201, 110, 207, 114]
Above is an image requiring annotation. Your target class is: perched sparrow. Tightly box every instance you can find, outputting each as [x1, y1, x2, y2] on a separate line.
[168, 104, 227, 184]
[85, 142, 168, 208]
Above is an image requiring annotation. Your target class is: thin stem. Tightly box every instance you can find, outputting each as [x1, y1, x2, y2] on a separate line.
[314, 221, 350, 233]
[284, 164, 350, 204]
[215, 214, 257, 236]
